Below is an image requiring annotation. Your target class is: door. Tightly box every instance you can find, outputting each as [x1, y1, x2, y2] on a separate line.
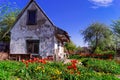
[26, 40, 39, 54]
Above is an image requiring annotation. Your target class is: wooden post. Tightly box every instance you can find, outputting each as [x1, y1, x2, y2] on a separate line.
[18, 55, 21, 61]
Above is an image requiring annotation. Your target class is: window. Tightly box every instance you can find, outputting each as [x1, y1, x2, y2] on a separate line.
[27, 10, 37, 25]
[26, 40, 39, 54]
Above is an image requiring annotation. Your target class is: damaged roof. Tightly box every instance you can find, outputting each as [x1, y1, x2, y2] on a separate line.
[54, 26, 70, 42]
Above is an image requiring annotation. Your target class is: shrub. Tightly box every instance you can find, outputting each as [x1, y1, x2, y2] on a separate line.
[94, 47, 102, 54]
[101, 50, 116, 55]
[69, 54, 81, 59]
[85, 58, 120, 74]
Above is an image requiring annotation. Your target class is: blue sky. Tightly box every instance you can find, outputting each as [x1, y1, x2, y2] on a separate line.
[1, 0, 120, 46]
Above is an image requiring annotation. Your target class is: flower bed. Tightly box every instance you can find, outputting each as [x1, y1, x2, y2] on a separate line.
[0, 58, 120, 80]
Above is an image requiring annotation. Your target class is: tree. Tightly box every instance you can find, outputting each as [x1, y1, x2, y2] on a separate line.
[0, 11, 19, 41]
[64, 41, 77, 54]
[82, 22, 112, 53]
[0, 1, 20, 41]
[112, 19, 120, 37]
[112, 19, 120, 51]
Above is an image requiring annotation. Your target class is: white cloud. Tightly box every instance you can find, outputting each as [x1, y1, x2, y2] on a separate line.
[89, 0, 114, 8]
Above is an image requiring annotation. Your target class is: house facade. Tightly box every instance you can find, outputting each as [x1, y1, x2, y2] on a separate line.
[10, 0, 70, 60]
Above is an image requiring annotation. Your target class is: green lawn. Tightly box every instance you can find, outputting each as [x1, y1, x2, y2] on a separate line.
[0, 57, 120, 80]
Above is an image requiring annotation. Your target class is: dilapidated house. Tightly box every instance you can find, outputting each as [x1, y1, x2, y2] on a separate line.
[10, 0, 70, 60]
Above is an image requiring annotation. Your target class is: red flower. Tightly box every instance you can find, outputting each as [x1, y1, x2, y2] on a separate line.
[21, 58, 48, 68]
[67, 66, 72, 69]
[73, 67, 77, 70]
[71, 60, 77, 64]
[33, 58, 37, 62]
[25, 60, 29, 64]
[21, 59, 25, 63]
[28, 59, 32, 63]
[67, 59, 78, 71]
[38, 59, 46, 64]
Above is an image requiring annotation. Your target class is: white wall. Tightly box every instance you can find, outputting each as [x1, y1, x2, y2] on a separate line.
[54, 37, 66, 60]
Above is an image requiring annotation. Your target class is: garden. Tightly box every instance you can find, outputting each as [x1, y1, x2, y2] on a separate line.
[0, 56, 120, 80]
[1, 1, 120, 80]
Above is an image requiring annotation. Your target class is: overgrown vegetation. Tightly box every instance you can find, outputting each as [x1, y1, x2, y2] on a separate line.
[86, 58, 120, 74]
[64, 41, 77, 54]
[0, 59, 120, 80]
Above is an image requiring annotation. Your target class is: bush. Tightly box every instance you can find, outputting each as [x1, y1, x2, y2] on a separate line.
[94, 47, 102, 54]
[101, 50, 116, 55]
[69, 54, 81, 59]
[85, 58, 120, 74]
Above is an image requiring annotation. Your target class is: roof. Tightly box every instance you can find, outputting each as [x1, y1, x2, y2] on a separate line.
[55, 26, 70, 42]
[11, 0, 70, 42]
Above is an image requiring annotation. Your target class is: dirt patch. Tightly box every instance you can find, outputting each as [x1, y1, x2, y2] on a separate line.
[114, 56, 120, 64]
[0, 52, 9, 60]
[116, 75, 120, 79]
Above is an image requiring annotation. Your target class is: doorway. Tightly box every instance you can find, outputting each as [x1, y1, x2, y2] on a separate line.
[26, 40, 39, 54]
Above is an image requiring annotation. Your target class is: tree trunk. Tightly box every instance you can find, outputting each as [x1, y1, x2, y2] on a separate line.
[92, 37, 99, 53]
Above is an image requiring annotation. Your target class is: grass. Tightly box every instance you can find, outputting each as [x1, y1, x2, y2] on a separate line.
[85, 58, 120, 74]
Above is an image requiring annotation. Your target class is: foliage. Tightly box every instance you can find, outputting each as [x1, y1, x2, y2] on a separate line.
[82, 22, 113, 53]
[112, 19, 120, 50]
[94, 47, 102, 54]
[94, 47, 116, 55]
[100, 50, 116, 55]
[64, 41, 77, 54]
[0, 60, 24, 80]
[75, 46, 84, 54]
[0, 11, 19, 41]
[84, 58, 120, 74]
[112, 19, 120, 37]
[0, 1, 20, 41]
[69, 54, 81, 59]
[0, 58, 120, 80]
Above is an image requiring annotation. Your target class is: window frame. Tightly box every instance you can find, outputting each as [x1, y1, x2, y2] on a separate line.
[27, 10, 37, 25]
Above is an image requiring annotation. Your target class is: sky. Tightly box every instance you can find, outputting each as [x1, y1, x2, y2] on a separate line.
[0, 0, 120, 47]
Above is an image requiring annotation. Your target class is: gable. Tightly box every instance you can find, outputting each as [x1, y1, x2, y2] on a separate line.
[11, 1, 54, 32]
[10, 0, 70, 42]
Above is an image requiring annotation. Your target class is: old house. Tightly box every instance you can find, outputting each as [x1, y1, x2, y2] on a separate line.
[10, 0, 70, 60]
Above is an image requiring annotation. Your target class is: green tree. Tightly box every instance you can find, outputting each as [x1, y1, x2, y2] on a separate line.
[82, 22, 112, 53]
[64, 41, 77, 54]
[0, 1, 20, 41]
[112, 19, 120, 51]
[112, 19, 120, 37]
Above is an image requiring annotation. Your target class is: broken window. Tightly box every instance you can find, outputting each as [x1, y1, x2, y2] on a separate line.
[27, 10, 37, 25]
[26, 40, 39, 54]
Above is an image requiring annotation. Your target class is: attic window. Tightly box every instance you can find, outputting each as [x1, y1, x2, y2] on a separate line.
[27, 10, 37, 25]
